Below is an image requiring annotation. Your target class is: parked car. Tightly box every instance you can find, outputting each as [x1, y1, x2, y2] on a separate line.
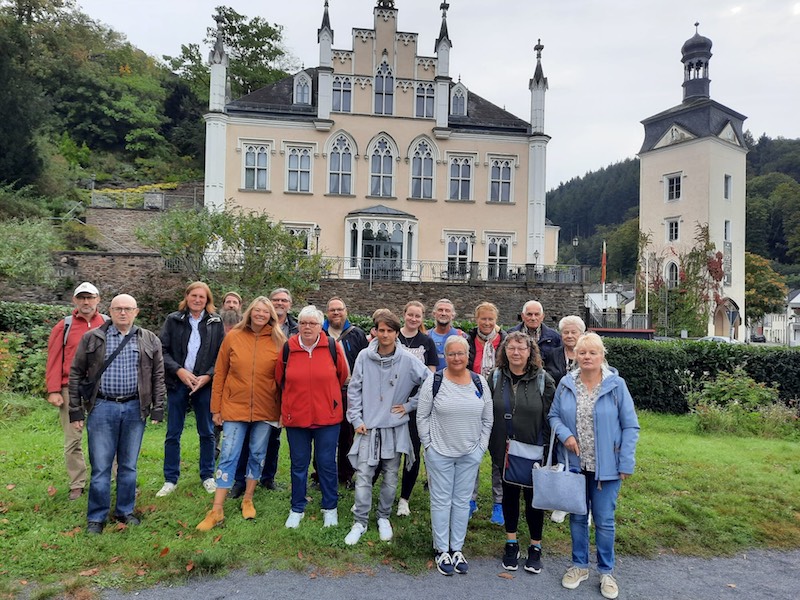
[750, 333, 767, 343]
[696, 335, 742, 344]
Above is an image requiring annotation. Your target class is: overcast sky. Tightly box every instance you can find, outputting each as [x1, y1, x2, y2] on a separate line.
[77, 0, 800, 189]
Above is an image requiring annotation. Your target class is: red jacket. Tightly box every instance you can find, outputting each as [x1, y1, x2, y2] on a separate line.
[46, 309, 108, 393]
[276, 332, 349, 428]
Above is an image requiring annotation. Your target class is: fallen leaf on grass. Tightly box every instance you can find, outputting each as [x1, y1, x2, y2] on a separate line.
[5, 485, 15, 491]
[136, 569, 147, 576]
[498, 572, 514, 580]
[366, 541, 374, 547]
[177, 520, 188, 528]
[141, 504, 157, 513]
[398, 561, 408, 569]
[159, 547, 170, 557]
[195, 549, 204, 554]
[41, 543, 59, 550]
[109, 556, 121, 564]
[19, 580, 27, 585]
[426, 560, 434, 570]
[61, 527, 81, 538]
[36, 465, 44, 470]
[185, 561, 194, 572]
[34, 504, 40, 512]
[79, 568, 99, 577]
[297, 551, 304, 559]
[47, 485, 58, 497]
[213, 535, 222, 544]
[114, 523, 127, 531]
[309, 572, 317, 579]
[381, 559, 390, 565]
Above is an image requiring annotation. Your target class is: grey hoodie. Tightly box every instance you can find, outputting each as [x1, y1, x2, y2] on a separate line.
[346, 339, 430, 430]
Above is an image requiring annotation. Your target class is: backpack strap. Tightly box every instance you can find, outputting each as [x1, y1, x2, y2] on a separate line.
[471, 372, 484, 397]
[281, 337, 338, 389]
[433, 369, 483, 399]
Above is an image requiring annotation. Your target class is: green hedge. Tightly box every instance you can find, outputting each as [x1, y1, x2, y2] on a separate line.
[604, 338, 800, 414]
[0, 301, 71, 395]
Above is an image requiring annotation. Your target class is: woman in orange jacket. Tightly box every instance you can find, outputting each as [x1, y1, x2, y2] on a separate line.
[196, 297, 286, 530]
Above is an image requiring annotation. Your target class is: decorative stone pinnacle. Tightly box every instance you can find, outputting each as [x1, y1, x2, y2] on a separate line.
[534, 38, 544, 59]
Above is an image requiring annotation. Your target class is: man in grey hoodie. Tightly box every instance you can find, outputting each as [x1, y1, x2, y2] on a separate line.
[344, 310, 430, 546]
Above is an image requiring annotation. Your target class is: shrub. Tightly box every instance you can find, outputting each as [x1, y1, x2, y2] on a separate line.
[687, 367, 798, 439]
[0, 301, 71, 395]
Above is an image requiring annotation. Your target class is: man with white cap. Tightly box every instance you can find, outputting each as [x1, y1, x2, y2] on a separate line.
[45, 282, 109, 501]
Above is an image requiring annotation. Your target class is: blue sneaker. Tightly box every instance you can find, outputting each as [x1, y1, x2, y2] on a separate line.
[490, 502, 505, 525]
[435, 551, 455, 576]
[469, 500, 478, 518]
[451, 550, 469, 574]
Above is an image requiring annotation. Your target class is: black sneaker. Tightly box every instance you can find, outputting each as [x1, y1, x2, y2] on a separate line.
[86, 521, 104, 535]
[228, 482, 245, 499]
[524, 544, 543, 574]
[115, 513, 141, 526]
[260, 479, 277, 490]
[502, 542, 520, 571]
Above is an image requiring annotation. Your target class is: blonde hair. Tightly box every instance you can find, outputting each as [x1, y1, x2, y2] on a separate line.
[178, 281, 216, 314]
[575, 332, 606, 356]
[236, 297, 286, 348]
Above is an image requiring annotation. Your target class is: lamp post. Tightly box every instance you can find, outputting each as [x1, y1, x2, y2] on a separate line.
[468, 232, 477, 280]
[313, 224, 321, 253]
[533, 250, 540, 280]
[572, 236, 579, 264]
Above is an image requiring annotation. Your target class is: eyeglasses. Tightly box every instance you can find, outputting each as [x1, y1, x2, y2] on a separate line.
[446, 352, 467, 358]
[506, 347, 530, 354]
[298, 321, 320, 327]
[110, 307, 137, 314]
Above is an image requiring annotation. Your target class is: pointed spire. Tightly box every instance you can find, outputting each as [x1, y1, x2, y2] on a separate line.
[532, 39, 546, 85]
[208, 12, 228, 66]
[435, 1, 451, 50]
[318, 0, 334, 44]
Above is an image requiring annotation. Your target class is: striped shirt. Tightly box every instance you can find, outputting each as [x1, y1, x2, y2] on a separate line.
[100, 326, 139, 398]
[416, 373, 493, 457]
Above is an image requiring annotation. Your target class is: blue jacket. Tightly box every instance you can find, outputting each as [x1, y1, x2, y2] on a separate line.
[548, 366, 639, 481]
[508, 322, 562, 353]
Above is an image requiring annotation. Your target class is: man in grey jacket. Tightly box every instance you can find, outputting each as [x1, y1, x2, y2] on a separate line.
[69, 294, 165, 535]
[344, 310, 429, 546]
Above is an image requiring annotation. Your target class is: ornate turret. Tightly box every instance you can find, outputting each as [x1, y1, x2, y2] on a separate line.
[318, 0, 334, 64]
[208, 13, 229, 113]
[529, 39, 548, 134]
[681, 22, 712, 101]
[434, 1, 452, 129]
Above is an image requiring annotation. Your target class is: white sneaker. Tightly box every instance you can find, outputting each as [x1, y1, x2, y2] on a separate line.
[285, 511, 304, 529]
[344, 522, 367, 545]
[377, 518, 393, 541]
[551, 510, 567, 523]
[156, 482, 176, 497]
[396, 498, 410, 517]
[322, 508, 338, 528]
[600, 574, 619, 599]
[202, 478, 217, 493]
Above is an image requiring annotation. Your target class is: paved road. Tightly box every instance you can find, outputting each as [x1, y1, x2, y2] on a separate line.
[103, 549, 800, 600]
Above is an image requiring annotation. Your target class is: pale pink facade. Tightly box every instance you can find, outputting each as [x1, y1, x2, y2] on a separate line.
[204, 2, 559, 281]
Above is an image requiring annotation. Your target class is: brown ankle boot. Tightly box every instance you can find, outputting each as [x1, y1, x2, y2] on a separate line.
[241, 499, 256, 520]
[196, 508, 224, 531]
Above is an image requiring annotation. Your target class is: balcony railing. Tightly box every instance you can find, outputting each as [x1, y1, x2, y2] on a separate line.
[319, 257, 589, 284]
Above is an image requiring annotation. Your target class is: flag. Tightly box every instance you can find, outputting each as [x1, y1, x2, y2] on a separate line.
[601, 240, 607, 284]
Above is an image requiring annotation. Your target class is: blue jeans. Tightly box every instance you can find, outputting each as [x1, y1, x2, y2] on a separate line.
[286, 425, 339, 513]
[570, 472, 621, 574]
[86, 399, 145, 523]
[234, 425, 281, 485]
[215, 421, 272, 488]
[425, 445, 483, 553]
[163, 383, 215, 483]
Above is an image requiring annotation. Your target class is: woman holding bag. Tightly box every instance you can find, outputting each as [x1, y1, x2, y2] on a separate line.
[548, 332, 639, 600]
[488, 332, 555, 573]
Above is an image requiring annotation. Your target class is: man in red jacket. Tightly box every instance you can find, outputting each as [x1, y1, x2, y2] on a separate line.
[45, 282, 108, 501]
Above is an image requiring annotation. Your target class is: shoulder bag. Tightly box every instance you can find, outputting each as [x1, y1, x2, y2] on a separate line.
[532, 428, 588, 515]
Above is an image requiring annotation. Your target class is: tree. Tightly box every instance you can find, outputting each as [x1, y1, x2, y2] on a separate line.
[0, 218, 60, 285]
[165, 5, 298, 102]
[745, 252, 788, 323]
[136, 207, 328, 303]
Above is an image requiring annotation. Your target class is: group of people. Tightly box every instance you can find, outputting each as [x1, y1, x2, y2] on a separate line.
[46, 283, 639, 600]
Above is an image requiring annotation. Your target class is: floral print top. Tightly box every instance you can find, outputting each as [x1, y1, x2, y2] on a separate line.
[573, 371, 602, 472]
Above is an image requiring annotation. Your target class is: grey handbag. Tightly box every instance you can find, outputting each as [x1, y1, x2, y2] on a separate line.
[531, 429, 588, 515]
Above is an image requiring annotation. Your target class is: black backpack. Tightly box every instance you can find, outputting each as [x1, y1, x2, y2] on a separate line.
[431, 369, 483, 398]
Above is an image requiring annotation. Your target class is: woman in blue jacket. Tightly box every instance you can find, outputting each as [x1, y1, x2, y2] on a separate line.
[548, 332, 639, 600]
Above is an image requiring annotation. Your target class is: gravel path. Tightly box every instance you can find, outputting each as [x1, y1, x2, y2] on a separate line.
[102, 549, 800, 600]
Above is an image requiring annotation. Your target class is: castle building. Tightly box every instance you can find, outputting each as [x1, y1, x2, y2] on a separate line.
[638, 25, 746, 337]
[203, 0, 558, 281]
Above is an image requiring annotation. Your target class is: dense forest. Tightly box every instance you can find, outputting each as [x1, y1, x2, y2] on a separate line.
[0, 0, 294, 205]
[546, 134, 800, 287]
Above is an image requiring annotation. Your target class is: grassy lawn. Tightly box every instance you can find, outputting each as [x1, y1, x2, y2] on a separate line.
[1, 393, 799, 598]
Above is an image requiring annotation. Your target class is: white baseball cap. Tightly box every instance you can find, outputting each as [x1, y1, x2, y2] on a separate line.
[73, 282, 99, 297]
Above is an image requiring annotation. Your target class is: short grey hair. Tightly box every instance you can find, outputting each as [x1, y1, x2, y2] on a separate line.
[270, 287, 293, 302]
[559, 315, 586, 333]
[443, 335, 469, 354]
[297, 305, 324, 325]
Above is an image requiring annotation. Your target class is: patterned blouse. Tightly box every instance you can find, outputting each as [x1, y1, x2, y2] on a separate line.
[574, 371, 602, 472]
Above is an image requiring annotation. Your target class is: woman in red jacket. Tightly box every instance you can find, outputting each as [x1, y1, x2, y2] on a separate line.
[276, 305, 349, 530]
[196, 297, 285, 531]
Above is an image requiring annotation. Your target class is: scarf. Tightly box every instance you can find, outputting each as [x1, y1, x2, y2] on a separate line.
[477, 328, 499, 378]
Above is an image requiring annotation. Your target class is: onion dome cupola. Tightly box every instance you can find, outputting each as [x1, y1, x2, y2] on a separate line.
[681, 22, 712, 101]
